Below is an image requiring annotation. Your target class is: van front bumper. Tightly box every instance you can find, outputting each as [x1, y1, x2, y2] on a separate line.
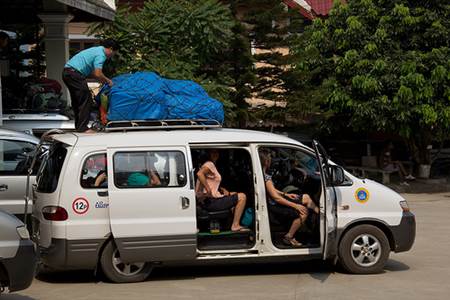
[1, 240, 37, 292]
[390, 212, 416, 253]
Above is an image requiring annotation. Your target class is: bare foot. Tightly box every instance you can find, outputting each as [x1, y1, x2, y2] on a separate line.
[84, 129, 97, 133]
[231, 226, 250, 232]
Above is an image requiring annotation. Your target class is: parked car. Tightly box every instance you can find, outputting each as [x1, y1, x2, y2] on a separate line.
[1, 113, 74, 136]
[31, 120, 415, 283]
[0, 209, 36, 293]
[0, 128, 40, 218]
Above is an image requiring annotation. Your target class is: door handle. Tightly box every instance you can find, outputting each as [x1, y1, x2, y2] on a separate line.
[0, 184, 8, 191]
[97, 190, 109, 197]
[181, 197, 190, 209]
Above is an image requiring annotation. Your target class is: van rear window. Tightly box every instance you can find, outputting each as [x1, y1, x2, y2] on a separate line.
[36, 143, 67, 193]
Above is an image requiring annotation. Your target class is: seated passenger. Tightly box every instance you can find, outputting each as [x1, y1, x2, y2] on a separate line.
[94, 170, 108, 187]
[195, 149, 249, 232]
[127, 168, 161, 187]
[259, 150, 319, 247]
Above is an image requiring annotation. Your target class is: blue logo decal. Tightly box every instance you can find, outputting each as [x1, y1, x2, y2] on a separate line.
[95, 201, 109, 209]
[358, 190, 367, 200]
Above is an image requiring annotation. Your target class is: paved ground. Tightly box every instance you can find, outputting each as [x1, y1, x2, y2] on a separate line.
[5, 193, 450, 300]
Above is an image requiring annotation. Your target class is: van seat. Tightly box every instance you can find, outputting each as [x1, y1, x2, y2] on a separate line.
[197, 206, 231, 221]
[196, 205, 232, 233]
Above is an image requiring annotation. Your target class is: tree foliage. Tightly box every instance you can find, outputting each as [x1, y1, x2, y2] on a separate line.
[291, 0, 450, 163]
[89, 0, 253, 123]
[227, 0, 308, 123]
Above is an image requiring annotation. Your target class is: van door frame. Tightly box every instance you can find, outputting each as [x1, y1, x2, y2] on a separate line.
[188, 143, 259, 254]
[253, 143, 323, 256]
[312, 140, 338, 260]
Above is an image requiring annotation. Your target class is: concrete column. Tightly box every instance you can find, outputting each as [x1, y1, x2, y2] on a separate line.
[38, 13, 73, 106]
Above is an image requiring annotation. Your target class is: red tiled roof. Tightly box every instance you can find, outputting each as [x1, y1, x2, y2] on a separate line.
[283, 0, 315, 19]
[305, 0, 335, 16]
[283, 0, 341, 19]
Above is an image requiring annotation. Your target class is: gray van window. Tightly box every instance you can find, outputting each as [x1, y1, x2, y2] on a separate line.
[113, 151, 187, 188]
[0, 139, 36, 175]
[36, 143, 67, 193]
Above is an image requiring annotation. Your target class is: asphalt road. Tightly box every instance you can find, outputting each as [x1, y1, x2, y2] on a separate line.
[4, 193, 450, 300]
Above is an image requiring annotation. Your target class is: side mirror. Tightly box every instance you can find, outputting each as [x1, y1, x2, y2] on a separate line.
[329, 165, 345, 186]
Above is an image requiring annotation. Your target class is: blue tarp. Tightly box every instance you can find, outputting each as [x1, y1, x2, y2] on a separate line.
[97, 72, 224, 123]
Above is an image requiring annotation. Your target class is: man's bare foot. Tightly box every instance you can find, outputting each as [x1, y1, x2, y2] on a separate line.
[231, 225, 250, 232]
[84, 129, 96, 133]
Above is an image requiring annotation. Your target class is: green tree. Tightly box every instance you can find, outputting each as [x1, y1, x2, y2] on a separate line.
[229, 0, 308, 124]
[89, 0, 252, 123]
[290, 0, 450, 164]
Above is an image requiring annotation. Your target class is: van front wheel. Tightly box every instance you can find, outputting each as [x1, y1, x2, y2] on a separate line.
[100, 240, 153, 283]
[338, 225, 390, 274]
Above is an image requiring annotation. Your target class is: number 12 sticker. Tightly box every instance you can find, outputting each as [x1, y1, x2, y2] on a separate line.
[72, 198, 89, 215]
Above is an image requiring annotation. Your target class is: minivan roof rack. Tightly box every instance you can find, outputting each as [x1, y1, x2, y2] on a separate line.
[104, 119, 222, 132]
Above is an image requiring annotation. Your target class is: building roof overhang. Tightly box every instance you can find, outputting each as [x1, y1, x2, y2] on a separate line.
[0, 0, 115, 26]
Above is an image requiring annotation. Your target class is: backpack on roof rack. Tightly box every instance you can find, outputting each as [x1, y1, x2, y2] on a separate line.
[96, 72, 224, 124]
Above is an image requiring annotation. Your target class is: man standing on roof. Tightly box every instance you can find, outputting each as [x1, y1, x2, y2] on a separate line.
[62, 39, 118, 133]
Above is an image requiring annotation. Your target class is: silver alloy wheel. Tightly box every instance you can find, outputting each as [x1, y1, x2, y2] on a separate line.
[350, 233, 382, 267]
[111, 249, 145, 276]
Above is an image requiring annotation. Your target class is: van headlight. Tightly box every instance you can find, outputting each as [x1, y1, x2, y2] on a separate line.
[399, 200, 410, 212]
[16, 226, 30, 240]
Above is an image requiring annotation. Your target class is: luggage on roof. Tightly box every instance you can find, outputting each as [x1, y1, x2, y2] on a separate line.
[96, 71, 224, 124]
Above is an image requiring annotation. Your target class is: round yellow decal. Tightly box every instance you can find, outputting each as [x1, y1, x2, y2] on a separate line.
[355, 188, 370, 203]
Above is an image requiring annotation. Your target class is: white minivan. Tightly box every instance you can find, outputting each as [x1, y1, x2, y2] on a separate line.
[30, 120, 415, 283]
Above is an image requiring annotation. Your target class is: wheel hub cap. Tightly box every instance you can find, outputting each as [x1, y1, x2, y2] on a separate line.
[112, 249, 145, 276]
[350, 233, 382, 267]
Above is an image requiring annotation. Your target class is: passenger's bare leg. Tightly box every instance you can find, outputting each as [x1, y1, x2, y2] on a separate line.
[285, 211, 308, 246]
[231, 193, 247, 231]
[302, 194, 319, 214]
[287, 217, 302, 238]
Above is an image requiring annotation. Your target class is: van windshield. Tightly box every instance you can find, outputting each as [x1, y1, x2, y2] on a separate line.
[36, 142, 67, 193]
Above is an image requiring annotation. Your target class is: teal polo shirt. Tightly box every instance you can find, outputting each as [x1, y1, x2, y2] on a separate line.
[65, 46, 107, 77]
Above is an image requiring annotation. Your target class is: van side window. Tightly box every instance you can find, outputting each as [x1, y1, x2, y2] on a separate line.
[259, 146, 321, 201]
[80, 153, 107, 188]
[113, 151, 187, 188]
[36, 143, 67, 193]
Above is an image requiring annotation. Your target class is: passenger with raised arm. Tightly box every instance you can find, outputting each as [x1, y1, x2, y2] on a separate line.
[259, 150, 319, 247]
[195, 149, 249, 232]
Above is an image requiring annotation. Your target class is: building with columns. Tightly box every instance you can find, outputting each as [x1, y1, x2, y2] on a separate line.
[0, 0, 115, 128]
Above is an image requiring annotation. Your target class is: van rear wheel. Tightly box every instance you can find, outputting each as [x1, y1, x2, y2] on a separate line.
[338, 225, 390, 274]
[100, 240, 153, 283]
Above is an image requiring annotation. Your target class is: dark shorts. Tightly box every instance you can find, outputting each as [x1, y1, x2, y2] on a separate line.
[269, 194, 305, 222]
[203, 194, 239, 212]
[269, 204, 301, 222]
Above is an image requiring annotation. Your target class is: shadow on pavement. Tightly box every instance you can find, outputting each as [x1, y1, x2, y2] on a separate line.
[0, 294, 36, 300]
[36, 270, 98, 284]
[36, 259, 408, 284]
[150, 259, 333, 282]
[384, 259, 410, 272]
[37, 259, 334, 284]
